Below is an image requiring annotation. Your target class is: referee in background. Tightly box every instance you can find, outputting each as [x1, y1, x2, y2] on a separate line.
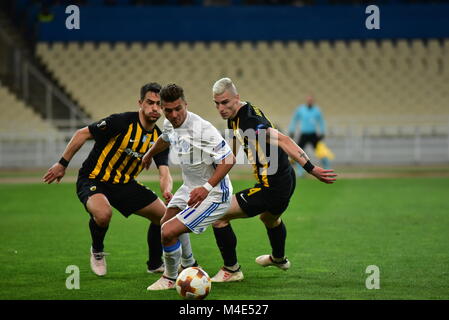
[288, 95, 329, 175]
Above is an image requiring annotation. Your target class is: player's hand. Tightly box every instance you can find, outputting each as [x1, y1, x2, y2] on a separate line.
[43, 163, 66, 184]
[141, 152, 153, 170]
[187, 187, 209, 208]
[162, 191, 173, 205]
[310, 166, 337, 184]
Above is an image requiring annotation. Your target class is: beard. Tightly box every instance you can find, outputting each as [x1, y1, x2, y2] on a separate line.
[144, 113, 160, 123]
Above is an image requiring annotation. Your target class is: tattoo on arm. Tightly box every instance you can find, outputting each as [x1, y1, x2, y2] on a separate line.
[299, 151, 309, 161]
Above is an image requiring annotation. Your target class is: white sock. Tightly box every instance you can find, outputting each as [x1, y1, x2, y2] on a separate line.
[179, 232, 195, 267]
[163, 240, 181, 279]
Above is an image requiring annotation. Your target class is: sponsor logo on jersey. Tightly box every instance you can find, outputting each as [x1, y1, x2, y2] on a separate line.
[124, 148, 144, 159]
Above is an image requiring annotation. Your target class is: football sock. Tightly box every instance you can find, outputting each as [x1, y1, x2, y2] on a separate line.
[213, 224, 238, 267]
[146, 223, 163, 270]
[89, 218, 108, 253]
[179, 233, 195, 267]
[266, 220, 287, 260]
[163, 240, 182, 280]
[224, 263, 240, 272]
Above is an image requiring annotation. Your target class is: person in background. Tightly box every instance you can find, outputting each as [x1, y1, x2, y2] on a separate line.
[288, 95, 330, 176]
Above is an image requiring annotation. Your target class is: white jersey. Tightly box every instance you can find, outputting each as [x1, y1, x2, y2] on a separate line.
[161, 111, 233, 203]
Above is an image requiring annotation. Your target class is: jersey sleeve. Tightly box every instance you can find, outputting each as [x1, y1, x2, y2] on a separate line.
[244, 116, 272, 135]
[153, 147, 169, 167]
[88, 113, 126, 141]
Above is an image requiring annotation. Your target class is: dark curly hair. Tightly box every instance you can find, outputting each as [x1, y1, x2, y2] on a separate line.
[160, 84, 186, 103]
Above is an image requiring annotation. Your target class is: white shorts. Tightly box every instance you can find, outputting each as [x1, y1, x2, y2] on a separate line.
[168, 185, 230, 234]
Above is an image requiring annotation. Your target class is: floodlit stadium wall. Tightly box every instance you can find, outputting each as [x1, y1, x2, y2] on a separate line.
[37, 4, 449, 42]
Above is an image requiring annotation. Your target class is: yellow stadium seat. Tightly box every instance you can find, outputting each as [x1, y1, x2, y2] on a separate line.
[34, 39, 448, 131]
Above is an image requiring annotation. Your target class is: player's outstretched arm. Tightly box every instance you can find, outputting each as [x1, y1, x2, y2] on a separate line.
[158, 165, 173, 204]
[142, 137, 170, 170]
[187, 153, 236, 208]
[267, 128, 337, 184]
[43, 127, 92, 184]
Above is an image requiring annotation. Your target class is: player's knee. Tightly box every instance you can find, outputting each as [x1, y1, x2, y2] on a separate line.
[259, 214, 280, 228]
[212, 219, 229, 228]
[92, 208, 112, 227]
[160, 223, 176, 246]
[160, 215, 170, 225]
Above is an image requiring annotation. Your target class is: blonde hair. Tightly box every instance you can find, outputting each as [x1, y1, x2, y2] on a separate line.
[212, 77, 238, 96]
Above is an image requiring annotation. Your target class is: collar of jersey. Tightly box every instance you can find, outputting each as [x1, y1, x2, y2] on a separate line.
[137, 112, 154, 134]
[232, 101, 249, 120]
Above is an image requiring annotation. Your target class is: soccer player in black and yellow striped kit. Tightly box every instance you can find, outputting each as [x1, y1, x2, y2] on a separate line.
[209, 78, 337, 282]
[44, 83, 172, 276]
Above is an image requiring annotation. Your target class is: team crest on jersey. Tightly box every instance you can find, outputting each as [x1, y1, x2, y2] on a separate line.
[180, 139, 191, 153]
[142, 135, 147, 143]
[90, 186, 97, 191]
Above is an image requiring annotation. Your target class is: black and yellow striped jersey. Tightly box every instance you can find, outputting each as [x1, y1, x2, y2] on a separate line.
[79, 112, 169, 184]
[227, 102, 292, 188]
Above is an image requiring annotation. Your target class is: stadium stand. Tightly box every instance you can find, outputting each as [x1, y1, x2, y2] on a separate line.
[36, 39, 449, 131]
[0, 83, 61, 136]
[1, 0, 448, 166]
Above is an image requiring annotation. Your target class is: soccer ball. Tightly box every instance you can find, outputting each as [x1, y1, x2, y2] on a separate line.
[176, 267, 211, 300]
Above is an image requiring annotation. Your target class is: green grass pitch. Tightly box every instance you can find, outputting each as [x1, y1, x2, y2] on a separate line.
[1, 177, 448, 300]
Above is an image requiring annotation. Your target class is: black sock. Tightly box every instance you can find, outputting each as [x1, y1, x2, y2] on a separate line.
[89, 218, 108, 252]
[266, 220, 287, 259]
[213, 224, 238, 267]
[147, 223, 163, 270]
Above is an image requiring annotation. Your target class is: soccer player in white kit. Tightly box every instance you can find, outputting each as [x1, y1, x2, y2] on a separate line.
[143, 84, 235, 291]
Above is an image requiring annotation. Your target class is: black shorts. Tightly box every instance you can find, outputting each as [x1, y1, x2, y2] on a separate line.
[76, 176, 158, 218]
[298, 133, 319, 149]
[236, 168, 296, 217]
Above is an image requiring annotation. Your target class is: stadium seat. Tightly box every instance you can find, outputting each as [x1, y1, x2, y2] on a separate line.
[34, 38, 449, 130]
[0, 84, 61, 136]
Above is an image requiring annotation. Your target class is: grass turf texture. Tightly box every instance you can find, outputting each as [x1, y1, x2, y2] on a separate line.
[0, 177, 448, 300]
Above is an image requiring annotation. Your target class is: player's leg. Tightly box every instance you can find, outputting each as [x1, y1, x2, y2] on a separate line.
[87, 193, 113, 248]
[134, 198, 166, 273]
[86, 193, 113, 276]
[212, 196, 246, 259]
[147, 216, 190, 290]
[255, 212, 290, 270]
[160, 206, 198, 270]
[110, 180, 168, 273]
[76, 176, 112, 276]
[165, 189, 199, 270]
[256, 171, 295, 270]
[210, 195, 252, 282]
